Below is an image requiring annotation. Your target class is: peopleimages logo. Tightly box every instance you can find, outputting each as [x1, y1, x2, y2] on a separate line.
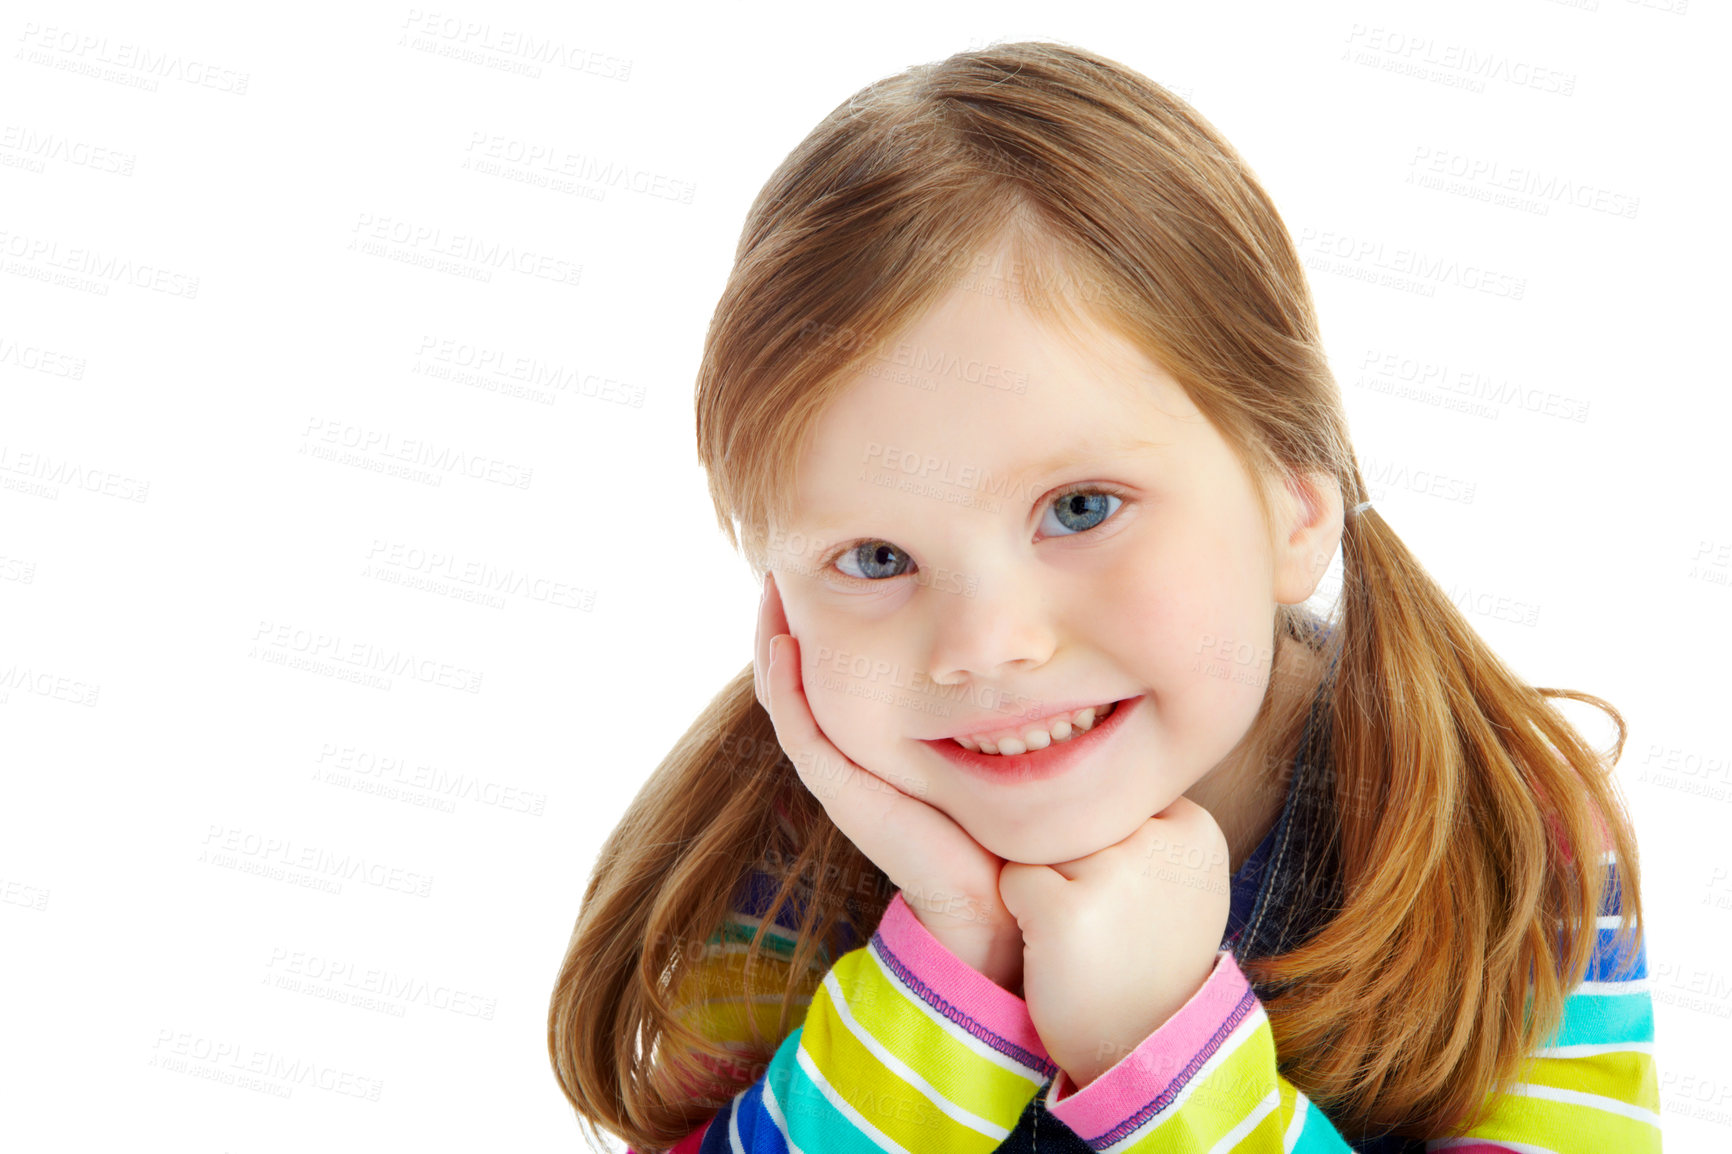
[348, 212, 582, 287]
[398, 9, 633, 81]
[265, 946, 499, 1020]
[148, 1028, 383, 1102]
[199, 824, 436, 898]
[1295, 227, 1526, 300]
[0, 227, 198, 298]
[16, 22, 251, 94]
[0, 443, 149, 502]
[301, 417, 534, 490]
[249, 619, 485, 695]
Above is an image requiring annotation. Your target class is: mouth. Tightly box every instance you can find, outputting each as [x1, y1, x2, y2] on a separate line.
[920, 695, 1143, 784]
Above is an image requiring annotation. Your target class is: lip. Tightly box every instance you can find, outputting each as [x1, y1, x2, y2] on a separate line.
[920, 695, 1143, 784]
[927, 696, 1128, 742]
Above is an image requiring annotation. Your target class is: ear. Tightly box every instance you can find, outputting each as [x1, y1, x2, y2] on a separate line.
[1272, 469, 1344, 606]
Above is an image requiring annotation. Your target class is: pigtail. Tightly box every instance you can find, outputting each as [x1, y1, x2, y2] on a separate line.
[546, 668, 891, 1152]
[1239, 491, 1645, 1140]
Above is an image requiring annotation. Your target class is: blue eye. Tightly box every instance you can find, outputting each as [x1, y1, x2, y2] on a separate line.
[829, 485, 1127, 582]
[834, 541, 913, 581]
[1040, 488, 1122, 536]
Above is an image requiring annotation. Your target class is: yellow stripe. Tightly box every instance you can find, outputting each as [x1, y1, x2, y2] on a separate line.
[1118, 1014, 1273, 1152]
[825, 947, 1046, 1126]
[672, 952, 821, 1046]
[799, 980, 1005, 1153]
[1231, 1091, 1289, 1153]
[1452, 1083, 1661, 1151]
[1519, 1048, 1659, 1112]
[1276, 1077, 1303, 1151]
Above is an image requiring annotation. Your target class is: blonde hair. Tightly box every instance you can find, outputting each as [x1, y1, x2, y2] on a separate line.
[547, 40, 1643, 1150]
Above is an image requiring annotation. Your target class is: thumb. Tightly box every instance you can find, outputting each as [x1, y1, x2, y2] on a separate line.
[997, 861, 1066, 924]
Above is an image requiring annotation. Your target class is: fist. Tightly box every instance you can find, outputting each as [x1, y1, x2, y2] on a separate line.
[997, 796, 1232, 1088]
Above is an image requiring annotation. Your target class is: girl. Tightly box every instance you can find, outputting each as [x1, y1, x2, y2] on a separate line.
[548, 41, 1657, 1153]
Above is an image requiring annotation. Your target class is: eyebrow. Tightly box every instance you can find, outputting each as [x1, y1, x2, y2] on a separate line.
[1019, 434, 1167, 484]
[802, 433, 1167, 534]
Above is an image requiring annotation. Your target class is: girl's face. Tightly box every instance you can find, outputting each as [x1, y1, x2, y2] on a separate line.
[769, 275, 1340, 866]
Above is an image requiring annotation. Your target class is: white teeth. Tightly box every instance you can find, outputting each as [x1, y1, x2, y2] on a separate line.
[954, 700, 1118, 755]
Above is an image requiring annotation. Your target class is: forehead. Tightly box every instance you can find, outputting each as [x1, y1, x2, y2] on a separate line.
[829, 277, 1190, 428]
[779, 287, 1204, 531]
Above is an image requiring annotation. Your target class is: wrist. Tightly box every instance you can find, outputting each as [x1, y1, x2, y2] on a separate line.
[910, 907, 1023, 994]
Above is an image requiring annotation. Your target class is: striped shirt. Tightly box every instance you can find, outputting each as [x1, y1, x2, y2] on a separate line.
[629, 842, 1657, 1154]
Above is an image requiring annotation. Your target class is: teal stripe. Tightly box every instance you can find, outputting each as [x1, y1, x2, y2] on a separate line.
[1293, 1092, 1354, 1150]
[712, 918, 802, 958]
[1546, 988, 1655, 1048]
[709, 917, 845, 971]
[761, 1024, 906, 1154]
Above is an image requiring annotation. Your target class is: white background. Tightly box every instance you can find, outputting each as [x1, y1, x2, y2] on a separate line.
[3, 1, 1727, 1150]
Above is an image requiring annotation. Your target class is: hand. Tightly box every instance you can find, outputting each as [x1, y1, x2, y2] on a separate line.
[997, 797, 1232, 1088]
[754, 571, 1025, 992]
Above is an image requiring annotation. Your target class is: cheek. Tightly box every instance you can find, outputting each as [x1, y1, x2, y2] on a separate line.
[791, 621, 906, 758]
[1116, 544, 1274, 719]
[802, 668, 864, 747]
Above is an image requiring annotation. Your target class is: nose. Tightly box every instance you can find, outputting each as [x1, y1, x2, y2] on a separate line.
[923, 563, 1057, 686]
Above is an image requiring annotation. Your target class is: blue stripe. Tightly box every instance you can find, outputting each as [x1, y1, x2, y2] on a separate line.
[729, 1025, 892, 1154]
[716, 1067, 790, 1153]
[697, 1095, 737, 1154]
[727, 871, 865, 954]
[733, 871, 820, 932]
[1589, 923, 1646, 982]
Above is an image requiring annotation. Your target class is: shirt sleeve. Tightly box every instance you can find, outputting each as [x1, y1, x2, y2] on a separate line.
[1041, 946, 1359, 1150]
[1422, 849, 1660, 1152]
[1038, 850, 1660, 1152]
[651, 889, 1061, 1153]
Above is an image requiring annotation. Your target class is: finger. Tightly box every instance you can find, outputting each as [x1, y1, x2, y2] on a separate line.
[765, 633, 865, 812]
[1149, 795, 1225, 846]
[997, 860, 1066, 920]
[754, 571, 790, 711]
[765, 571, 788, 632]
[1139, 797, 1229, 874]
[763, 633, 949, 882]
[754, 576, 767, 709]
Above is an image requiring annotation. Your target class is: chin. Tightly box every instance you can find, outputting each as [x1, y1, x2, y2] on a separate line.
[963, 788, 1176, 866]
[970, 819, 1124, 867]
